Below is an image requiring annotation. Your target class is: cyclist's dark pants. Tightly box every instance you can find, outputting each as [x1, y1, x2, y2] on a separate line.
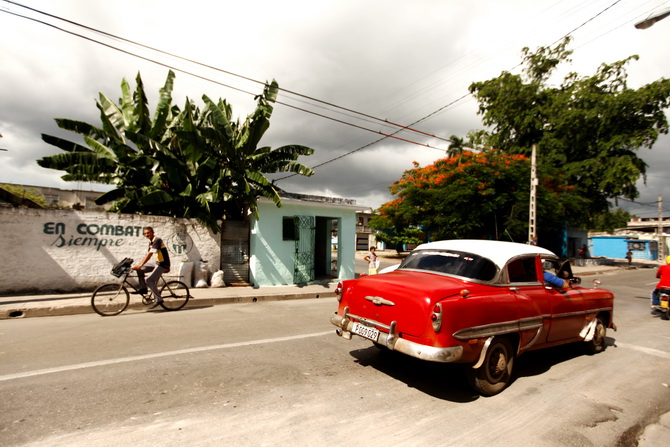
[137, 262, 168, 300]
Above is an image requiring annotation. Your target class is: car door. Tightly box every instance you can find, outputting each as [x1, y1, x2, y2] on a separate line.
[544, 287, 586, 342]
[542, 259, 586, 342]
[507, 255, 586, 348]
[506, 256, 552, 349]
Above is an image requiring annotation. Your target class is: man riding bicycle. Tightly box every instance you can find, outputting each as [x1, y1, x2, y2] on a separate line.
[133, 226, 171, 309]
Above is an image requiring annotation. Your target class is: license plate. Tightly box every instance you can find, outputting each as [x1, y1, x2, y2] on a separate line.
[352, 322, 380, 342]
[662, 301, 669, 309]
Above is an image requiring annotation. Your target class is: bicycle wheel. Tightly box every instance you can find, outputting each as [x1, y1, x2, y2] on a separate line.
[160, 281, 190, 311]
[91, 283, 130, 316]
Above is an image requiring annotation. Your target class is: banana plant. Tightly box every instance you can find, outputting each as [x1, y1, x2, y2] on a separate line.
[37, 72, 315, 232]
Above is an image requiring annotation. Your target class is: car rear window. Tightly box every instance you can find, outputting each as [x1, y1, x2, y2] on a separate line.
[399, 250, 498, 281]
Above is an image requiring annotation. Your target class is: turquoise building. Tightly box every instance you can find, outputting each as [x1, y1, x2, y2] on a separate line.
[250, 192, 366, 287]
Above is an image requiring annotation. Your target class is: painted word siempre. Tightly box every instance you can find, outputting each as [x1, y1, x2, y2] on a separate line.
[44, 222, 143, 251]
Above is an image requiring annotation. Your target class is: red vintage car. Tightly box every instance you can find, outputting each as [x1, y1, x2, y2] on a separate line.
[330, 239, 616, 396]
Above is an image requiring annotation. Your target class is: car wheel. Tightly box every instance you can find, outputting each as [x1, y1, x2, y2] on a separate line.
[585, 316, 607, 354]
[467, 337, 514, 396]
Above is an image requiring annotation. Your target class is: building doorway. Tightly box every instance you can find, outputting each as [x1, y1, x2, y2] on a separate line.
[315, 216, 339, 280]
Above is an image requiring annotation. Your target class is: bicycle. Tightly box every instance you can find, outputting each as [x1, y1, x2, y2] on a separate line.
[91, 258, 190, 316]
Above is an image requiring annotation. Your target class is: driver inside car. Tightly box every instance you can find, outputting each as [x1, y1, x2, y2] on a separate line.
[543, 270, 570, 289]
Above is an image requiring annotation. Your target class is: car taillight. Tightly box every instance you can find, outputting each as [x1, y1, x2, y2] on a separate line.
[431, 303, 443, 332]
[335, 282, 343, 302]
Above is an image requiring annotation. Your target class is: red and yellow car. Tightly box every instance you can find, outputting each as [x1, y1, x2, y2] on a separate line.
[330, 239, 616, 396]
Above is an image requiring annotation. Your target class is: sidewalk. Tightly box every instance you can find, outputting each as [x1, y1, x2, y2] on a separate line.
[0, 281, 338, 320]
[0, 260, 657, 320]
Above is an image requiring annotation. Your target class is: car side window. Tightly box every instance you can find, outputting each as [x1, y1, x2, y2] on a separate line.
[507, 258, 538, 283]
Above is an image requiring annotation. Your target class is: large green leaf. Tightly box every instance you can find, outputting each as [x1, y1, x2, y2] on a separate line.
[97, 93, 125, 142]
[150, 70, 176, 140]
[54, 119, 107, 141]
[83, 136, 116, 159]
[202, 95, 233, 138]
[40, 134, 90, 153]
[133, 72, 151, 135]
[139, 190, 175, 206]
[38, 73, 315, 233]
[120, 78, 134, 126]
[94, 188, 126, 205]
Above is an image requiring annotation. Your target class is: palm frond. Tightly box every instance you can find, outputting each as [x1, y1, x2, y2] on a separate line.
[151, 70, 176, 140]
[54, 119, 107, 141]
[133, 72, 151, 134]
[97, 93, 125, 142]
[41, 134, 91, 153]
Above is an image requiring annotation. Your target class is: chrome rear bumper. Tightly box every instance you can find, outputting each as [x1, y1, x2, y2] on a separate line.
[330, 308, 463, 363]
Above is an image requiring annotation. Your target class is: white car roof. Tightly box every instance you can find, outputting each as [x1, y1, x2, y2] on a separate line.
[412, 239, 557, 269]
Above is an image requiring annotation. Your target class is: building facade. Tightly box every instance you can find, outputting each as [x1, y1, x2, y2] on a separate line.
[0, 187, 367, 293]
[250, 193, 366, 287]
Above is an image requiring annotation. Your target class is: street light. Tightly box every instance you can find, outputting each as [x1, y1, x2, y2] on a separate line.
[635, 7, 670, 260]
[635, 7, 670, 29]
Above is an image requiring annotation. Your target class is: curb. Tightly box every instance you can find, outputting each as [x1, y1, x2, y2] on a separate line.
[0, 290, 338, 320]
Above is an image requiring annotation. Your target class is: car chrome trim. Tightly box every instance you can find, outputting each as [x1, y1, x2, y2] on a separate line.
[453, 307, 612, 342]
[472, 336, 494, 369]
[579, 317, 598, 341]
[549, 307, 613, 320]
[453, 316, 543, 341]
[518, 326, 544, 354]
[519, 316, 544, 331]
[344, 312, 393, 331]
[330, 311, 463, 363]
[365, 296, 395, 306]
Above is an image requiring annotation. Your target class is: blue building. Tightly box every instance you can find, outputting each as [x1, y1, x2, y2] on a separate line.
[590, 236, 657, 260]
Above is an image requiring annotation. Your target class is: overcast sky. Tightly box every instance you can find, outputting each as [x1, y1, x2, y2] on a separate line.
[1, 0, 670, 219]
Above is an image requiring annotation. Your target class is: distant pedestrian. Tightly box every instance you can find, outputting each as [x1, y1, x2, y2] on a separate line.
[626, 250, 633, 265]
[578, 244, 588, 258]
[364, 246, 380, 275]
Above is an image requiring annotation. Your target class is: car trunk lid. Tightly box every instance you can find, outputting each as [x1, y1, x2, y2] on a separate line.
[342, 270, 465, 337]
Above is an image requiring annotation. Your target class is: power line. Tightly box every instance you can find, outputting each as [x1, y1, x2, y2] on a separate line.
[2, 0, 663, 198]
[0, 6, 455, 154]
[0, 0, 455, 146]
[548, 0, 625, 47]
[302, 0, 637, 178]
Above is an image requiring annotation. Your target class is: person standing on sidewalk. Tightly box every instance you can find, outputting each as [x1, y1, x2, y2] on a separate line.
[133, 226, 171, 309]
[364, 246, 379, 275]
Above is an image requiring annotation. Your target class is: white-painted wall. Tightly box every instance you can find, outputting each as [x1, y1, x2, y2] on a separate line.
[0, 208, 220, 294]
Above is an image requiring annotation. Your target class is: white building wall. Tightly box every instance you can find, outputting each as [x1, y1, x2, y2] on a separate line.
[250, 200, 359, 287]
[0, 208, 220, 294]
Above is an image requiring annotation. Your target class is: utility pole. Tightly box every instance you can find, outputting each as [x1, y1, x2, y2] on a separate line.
[658, 195, 664, 261]
[528, 144, 538, 245]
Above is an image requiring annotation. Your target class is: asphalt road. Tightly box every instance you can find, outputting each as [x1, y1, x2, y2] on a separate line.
[1, 269, 669, 446]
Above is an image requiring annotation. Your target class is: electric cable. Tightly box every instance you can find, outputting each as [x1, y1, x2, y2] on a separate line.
[0, 0, 454, 145]
[0, 7, 452, 152]
[1, 0, 664, 203]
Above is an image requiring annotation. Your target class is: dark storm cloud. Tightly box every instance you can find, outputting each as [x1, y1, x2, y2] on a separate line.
[1, 0, 669, 209]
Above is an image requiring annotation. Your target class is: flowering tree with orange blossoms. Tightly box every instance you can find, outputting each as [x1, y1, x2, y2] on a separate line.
[371, 150, 586, 242]
[469, 37, 670, 219]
